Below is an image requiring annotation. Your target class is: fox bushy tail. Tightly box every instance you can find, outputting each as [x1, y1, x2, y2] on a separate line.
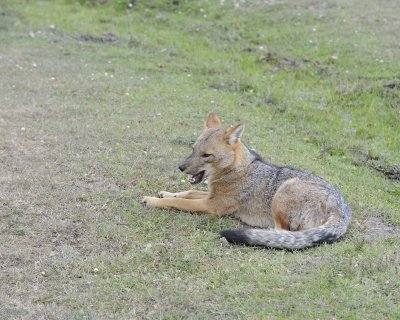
[221, 205, 351, 250]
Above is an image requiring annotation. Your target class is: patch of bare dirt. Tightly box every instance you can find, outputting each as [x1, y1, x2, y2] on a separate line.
[258, 50, 332, 73]
[384, 82, 400, 89]
[351, 149, 400, 181]
[354, 217, 399, 240]
[79, 32, 117, 43]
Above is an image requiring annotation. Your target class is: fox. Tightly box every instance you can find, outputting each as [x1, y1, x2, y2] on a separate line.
[142, 112, 351, 249]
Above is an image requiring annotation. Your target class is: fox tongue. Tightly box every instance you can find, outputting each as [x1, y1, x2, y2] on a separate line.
[189, 171, 204, 184]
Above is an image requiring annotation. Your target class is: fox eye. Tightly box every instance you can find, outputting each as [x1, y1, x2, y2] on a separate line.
[202, 153, 212, 158]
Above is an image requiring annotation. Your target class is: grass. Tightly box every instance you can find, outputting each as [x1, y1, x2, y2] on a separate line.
[0, 0, 399, 319]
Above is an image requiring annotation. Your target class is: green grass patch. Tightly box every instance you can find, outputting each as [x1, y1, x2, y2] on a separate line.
[0, 0, 399, 318]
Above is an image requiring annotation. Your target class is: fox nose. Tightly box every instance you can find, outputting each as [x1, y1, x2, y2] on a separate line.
[178, 164, 186, 172]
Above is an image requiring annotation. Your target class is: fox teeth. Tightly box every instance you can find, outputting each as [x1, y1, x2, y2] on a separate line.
[188, 171, 205, 184]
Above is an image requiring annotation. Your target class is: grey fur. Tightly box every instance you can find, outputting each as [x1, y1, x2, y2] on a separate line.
[220, 156, 352, 249]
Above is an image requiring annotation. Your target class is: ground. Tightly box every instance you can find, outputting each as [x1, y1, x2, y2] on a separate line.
[0, 0, 399, 319]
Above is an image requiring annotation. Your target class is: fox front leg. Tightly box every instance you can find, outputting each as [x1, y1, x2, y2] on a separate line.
[141, 196, 231, 218]
[141, 196, 210, 213]
[159, 190, 209, 199]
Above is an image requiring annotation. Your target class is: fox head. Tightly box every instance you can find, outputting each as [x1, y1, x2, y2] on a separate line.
[179, 112, 245, 184]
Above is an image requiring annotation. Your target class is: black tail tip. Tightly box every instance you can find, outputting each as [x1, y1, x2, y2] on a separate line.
[220, 229, 249, 245]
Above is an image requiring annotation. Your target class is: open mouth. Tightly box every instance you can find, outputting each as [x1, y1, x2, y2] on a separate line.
[189, 171, 205, 184]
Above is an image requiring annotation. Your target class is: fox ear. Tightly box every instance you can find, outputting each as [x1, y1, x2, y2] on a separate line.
[225, 124, 244, 145]
[204, 112, 221, 130]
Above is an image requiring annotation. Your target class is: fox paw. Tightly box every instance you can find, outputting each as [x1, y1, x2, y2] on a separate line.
[141, 196, 159, 207]
[158, 191, 176, 198]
